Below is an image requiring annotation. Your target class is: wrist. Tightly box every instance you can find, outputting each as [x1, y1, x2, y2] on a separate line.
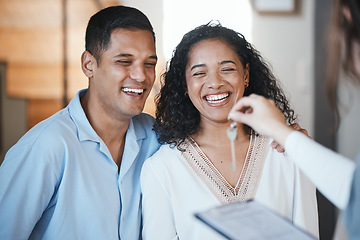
[272, 124, 294, 146]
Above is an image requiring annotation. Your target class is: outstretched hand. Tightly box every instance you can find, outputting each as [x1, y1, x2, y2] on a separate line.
[228, 94, 294, 146]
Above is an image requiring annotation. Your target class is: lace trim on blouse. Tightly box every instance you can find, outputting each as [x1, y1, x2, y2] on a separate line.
[181, 134, 269, 204]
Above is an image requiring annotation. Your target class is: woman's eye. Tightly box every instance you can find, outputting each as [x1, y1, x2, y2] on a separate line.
[193, 72, 206, 77]
[222, 68, 235, 72]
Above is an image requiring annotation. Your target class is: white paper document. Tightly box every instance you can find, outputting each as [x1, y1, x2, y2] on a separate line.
[195, 200, 316, 240]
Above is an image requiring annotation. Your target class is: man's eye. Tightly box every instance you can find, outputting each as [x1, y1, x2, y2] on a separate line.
[117, 60, 132, 65]
[145, 62, 156, 67]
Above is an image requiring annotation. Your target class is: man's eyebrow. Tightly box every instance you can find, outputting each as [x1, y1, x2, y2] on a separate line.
[114, 54, 157, 60]
[219, 60, 236, 65]
[114, 53, 133, 58]
[190, 63, 206, 71]
[149, 55, 158, 60]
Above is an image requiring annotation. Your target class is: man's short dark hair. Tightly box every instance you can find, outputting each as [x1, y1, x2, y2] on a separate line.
[85, 5, 155, 65]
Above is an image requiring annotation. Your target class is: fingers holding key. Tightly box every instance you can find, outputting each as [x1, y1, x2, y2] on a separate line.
[228, 94, 294, 146]
[228, 94, 287, 136]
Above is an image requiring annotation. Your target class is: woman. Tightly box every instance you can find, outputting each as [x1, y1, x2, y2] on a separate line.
[228, 0, 359, 239]
[141, 22, 319, 239]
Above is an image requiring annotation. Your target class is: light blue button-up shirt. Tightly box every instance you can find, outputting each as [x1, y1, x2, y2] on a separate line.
[0, 89, 160, 240]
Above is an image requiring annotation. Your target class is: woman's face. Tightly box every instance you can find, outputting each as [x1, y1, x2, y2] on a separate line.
[185, 38, 249, 124]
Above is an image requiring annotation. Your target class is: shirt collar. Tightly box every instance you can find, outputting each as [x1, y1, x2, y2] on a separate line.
[127, 114, 147, 142]
[68, 89, 147, 143]
[68, 89, 100, 142]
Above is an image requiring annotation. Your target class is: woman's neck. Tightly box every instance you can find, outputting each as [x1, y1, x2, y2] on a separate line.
[190, 119, 251, 187]
[190, 119, 249, 148]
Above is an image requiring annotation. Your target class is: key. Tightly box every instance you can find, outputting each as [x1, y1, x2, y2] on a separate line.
[227, 121, 238, 171]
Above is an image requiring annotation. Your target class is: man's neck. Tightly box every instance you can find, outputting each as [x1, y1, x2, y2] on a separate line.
[80, 91, 130, 169]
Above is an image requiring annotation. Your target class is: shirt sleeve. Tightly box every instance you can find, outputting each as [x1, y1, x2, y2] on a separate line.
[0, 140, 58, 239]
[344, 156, 360, 239]
[140, 159, 179, 240]
[285, 131, 355, 209]
[292, 165, 319, 238]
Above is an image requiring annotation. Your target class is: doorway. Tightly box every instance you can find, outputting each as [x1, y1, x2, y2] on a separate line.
[0, 62, 27, 163]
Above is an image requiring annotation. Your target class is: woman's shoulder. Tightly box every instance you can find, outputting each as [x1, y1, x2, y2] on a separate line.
[141, 144, 185, 185]
[266, 148, 296, 170]
[263, 136, 316, 188]
[261, 135, 299, 176]
[146, 144, 182, 165]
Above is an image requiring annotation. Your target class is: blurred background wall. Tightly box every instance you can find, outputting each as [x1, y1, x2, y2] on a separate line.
[1, 0, 359, 239]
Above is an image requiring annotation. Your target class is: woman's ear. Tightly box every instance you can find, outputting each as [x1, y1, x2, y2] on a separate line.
[81, 51, 95, 78]
[243, 63, 250, 88]
[245, 63, 250, 81]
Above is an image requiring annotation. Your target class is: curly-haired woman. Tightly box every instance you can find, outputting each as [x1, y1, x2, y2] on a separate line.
[140, 22, 319, 239]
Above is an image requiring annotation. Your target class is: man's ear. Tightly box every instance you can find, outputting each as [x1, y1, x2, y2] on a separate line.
[81, 51, 95, 78]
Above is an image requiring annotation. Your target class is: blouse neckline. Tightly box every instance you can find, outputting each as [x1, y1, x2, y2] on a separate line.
[181, 134, 269, 204]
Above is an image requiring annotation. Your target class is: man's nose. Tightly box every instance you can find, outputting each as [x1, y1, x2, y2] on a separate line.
[130, 64, 146, 82]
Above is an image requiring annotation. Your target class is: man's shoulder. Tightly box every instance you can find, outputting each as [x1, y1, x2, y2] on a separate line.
[15, 108, 76, 149]
[3, 108, 77, 169]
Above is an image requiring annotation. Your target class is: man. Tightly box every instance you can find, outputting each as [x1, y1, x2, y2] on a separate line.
[0, 6, 160, 239]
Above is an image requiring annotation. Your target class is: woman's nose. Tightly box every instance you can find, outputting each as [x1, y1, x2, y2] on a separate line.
[206, 72, 224, 89]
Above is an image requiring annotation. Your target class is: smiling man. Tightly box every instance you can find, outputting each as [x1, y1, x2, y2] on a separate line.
[0, 6, 160, 240]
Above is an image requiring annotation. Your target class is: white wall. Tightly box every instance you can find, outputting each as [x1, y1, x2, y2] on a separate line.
[251, 0, 315, 135]
[161, 0, 252, 60]
[122, 0, 252, 60]
[251, 0, 360, 161]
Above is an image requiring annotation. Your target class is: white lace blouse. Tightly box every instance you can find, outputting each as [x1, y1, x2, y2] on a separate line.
[141, 134, 319, 240]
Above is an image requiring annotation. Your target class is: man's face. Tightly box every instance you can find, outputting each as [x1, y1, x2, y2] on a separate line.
[88, 29, 157, 120]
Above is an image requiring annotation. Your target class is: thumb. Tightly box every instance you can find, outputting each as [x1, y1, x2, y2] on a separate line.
[228, 108, 253, 125]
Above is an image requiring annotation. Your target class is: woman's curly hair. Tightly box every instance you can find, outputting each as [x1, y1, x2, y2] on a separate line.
[154, 22, 297, 148]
